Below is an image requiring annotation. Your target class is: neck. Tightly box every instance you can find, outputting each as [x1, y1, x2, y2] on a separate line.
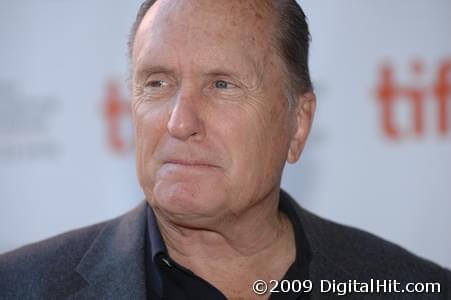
[155, 187, 285, 259]
[152, 187, 296, 298]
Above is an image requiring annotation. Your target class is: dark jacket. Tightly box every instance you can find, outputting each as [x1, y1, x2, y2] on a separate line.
[1, 191, 450, 299]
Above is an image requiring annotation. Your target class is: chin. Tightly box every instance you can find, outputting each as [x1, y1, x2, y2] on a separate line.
[152, 181, 222, 221]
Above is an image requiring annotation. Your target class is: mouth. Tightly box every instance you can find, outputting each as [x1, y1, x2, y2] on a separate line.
[164, 159, 220, 169]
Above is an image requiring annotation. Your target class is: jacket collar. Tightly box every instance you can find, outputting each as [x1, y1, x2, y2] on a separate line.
[280, 190, 354, 299]
[69, 201, 148, 299]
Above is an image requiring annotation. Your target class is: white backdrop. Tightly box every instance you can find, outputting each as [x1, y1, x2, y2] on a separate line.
[1, 1, 450, 269]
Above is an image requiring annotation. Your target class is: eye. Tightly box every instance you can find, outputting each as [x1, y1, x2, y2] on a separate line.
[215, 80, 235, 89]
[147, 80, 168, 88]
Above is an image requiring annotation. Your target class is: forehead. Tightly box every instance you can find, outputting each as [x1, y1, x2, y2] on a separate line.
[132, 0, 278, 74]
[138, 0, 275, 39]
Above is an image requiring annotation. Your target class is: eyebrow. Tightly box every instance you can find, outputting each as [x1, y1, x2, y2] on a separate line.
[135, 65, 176, 78]
[203, 68, 244, 79]
[136, 65, 246, 80]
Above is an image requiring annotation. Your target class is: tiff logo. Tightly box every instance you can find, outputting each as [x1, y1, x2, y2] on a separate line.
[376, 60, 451, 139]
[103, 80, 132, 154]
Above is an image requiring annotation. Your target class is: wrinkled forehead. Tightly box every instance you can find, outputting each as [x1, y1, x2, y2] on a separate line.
[132, 0, 277, 63]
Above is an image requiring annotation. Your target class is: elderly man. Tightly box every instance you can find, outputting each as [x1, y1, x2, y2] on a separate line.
[1, 0, 450, 299]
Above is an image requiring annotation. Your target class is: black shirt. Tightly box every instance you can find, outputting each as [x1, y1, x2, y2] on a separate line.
[145, 193, 312, 299]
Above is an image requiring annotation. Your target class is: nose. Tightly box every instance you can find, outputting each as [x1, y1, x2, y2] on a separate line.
[167, 92, 205, 141]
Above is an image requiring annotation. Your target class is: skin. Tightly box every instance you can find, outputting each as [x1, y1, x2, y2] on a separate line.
[131, 0, 316, 298]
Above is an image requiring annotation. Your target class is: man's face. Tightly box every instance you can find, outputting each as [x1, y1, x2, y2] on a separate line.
[131, 0, 312, 225]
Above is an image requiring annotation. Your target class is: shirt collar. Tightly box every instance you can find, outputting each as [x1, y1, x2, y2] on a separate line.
[279, 189, 312, 277]
[145, 205, 166, 297]
[147, 205, 166, 259]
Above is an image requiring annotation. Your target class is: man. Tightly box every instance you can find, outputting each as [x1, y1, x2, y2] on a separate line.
[1, 0, 450, 299]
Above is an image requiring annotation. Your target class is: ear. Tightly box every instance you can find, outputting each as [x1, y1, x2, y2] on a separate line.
[287, 92, 316, 164]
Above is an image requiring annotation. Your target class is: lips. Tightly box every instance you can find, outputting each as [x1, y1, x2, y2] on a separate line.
[164, 159, 220, 169]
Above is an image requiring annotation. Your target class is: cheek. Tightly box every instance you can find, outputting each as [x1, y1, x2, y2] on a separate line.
[232, 97, 290, 159]
[217, 100, 290, 195]
[133, 102, 169, 183]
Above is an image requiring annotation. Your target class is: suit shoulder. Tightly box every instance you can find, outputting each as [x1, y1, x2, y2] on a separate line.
[298, 207, 449, 281]
[0, 220, 109, 296]
[1, 220, 108, 264]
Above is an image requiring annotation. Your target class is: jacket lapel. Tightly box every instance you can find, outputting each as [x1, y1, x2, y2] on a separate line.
[283, 191, 356, 299]
[69, 201, 148, 299]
